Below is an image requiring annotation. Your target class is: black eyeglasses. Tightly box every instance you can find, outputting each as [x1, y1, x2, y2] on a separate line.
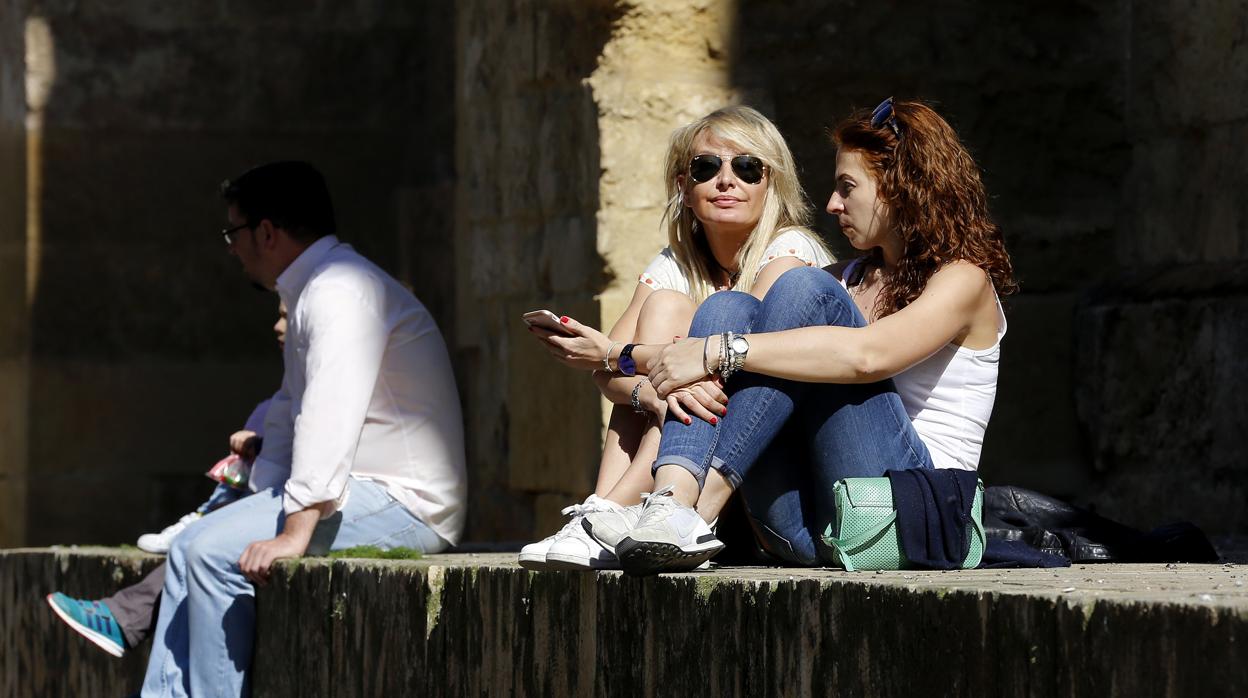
[221, 223, 250, 245]
[871, 96, 901, 139]
[688, 153, 767, 185]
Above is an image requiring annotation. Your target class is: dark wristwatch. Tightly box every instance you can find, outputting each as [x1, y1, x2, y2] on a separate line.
[618, 343, 638, 376]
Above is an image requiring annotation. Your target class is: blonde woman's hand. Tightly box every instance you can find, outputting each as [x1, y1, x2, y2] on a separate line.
[665, 379, 728, 426]
[647, 337, 712, 397]
[528, 315, 613, 371]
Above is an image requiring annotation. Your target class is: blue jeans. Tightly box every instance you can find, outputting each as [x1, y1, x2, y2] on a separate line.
[196, 482, 244, 515]
[140, 478, 447, 698]
[655, 266, 933, 565]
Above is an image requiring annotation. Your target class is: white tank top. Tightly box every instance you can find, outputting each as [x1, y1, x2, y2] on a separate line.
[842, 259, 1005, 471]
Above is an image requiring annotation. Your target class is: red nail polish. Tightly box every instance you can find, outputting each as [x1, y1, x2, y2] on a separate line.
[560, 316, 570, 324]
[710, 416, 718, 425]
[684, 417, 692, 425]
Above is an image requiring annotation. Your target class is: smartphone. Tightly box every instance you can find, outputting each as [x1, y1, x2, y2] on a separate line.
[522, 309, 575, 336]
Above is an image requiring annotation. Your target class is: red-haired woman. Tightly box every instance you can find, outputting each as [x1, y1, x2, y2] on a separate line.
[585, 98, 1017, 575]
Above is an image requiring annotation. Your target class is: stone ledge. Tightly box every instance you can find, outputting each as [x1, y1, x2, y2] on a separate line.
[3, 547, 1245, 696]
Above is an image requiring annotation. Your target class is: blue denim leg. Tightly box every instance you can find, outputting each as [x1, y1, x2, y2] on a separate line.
[141, 479, 446, 698]
[196, 482, 244, 515]
[709, 267, 933, 565]
[652, 290, 760, 486]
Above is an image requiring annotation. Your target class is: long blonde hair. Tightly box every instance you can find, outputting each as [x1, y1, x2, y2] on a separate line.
[661, 105, 830, 303]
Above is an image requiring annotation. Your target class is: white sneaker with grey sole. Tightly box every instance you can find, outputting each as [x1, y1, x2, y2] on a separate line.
[615, 486, 724, 576]
[545, 512, 622, 570]
[581, 503, 644, 553]
[518, 495, 615, 570]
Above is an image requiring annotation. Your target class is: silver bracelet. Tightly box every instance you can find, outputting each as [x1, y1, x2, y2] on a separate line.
[603, 341, 620, 372]
[630, 377, 648, 414]
[718, 332, 729, 377]
[702, 336, 713, 376]
[723, 332, 741, 380]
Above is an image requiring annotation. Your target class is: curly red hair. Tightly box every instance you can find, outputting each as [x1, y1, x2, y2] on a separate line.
[832, 100, 1017, 317]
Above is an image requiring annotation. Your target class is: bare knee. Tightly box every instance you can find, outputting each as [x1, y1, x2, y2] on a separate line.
[635, 290, 696, 342]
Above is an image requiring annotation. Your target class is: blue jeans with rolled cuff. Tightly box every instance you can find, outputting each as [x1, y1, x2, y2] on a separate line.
[653, 266, 933, 565]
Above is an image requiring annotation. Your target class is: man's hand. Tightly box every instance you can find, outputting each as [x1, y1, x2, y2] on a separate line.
[229, 430, 261, 460]
[237, 504, 327, 586]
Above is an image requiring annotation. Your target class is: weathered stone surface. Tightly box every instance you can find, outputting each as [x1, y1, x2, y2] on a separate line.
[7, 549, 1247, 697]
[26, 359, 278, 546]
[0, 0, 28, 548]
[1076, 284, 1248, 531]
[453, 0, 621, 540]
[979, 294, 1091, 498]
[0, 548, 161, 696]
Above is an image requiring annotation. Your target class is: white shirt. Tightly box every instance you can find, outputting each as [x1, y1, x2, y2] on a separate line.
[249, 236, 468, 544]
[637, 228, 833, 293]
[838, 257, 1006, 471]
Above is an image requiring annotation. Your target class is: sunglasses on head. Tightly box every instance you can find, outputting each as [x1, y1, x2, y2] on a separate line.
[688, 153, 767, 185]
[871, 96, 901, 138]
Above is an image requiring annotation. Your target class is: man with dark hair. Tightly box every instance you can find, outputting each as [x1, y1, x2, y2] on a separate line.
[141, 161, 467, 697]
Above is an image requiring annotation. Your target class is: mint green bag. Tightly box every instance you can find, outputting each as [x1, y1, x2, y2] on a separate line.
[820, 477, 985, 572]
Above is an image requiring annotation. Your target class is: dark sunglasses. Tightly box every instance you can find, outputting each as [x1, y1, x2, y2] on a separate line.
[688, 153, 767, 185]
[871, 96, 901, 138]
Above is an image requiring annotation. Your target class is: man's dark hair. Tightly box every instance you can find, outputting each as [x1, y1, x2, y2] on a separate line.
[220, 161, 336, 241]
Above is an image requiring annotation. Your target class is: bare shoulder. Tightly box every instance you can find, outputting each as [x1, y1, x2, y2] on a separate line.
[929, 260, 992, 292]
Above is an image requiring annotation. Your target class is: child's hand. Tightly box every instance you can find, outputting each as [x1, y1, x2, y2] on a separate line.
[229, 430, 261, 460]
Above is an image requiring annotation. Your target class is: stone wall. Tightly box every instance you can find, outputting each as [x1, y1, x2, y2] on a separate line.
[2, 0, 1246, 548]
[5, 549, 1246, 696]
[0, 0, 28, 547]
[18, 1, 456, 546]
[1074, 0, 1248, 530]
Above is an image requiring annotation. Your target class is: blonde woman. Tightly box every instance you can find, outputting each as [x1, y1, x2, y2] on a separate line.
[522, 105, 833, 570]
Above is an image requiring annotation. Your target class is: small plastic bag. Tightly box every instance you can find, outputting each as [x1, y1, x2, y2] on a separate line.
[206, 454, 252, 490]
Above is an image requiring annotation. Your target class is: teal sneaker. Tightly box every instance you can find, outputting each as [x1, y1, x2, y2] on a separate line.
[45, 592, 126, 657]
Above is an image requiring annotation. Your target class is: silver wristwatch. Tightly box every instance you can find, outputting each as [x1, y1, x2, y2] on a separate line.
[729, 334, 749, 375]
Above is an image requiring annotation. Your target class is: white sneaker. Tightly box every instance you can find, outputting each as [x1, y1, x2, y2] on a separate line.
[136, 511, 203, 554]
[581, 503, 644, 553]
[616, 486, 724, 576]
[546, 515, 622, 570]
[518, 495, 615, 570]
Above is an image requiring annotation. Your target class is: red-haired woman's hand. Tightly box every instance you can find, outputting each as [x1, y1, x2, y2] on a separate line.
[647, 337, 711, 397]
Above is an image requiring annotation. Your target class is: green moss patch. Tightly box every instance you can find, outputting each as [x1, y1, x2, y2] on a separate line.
[327, 545, 424, 561]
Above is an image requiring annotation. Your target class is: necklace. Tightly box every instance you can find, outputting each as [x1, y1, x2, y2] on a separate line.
[714, 259, 741, 287]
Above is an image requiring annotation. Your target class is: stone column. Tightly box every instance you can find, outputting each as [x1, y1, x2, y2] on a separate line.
[0, 0, 28, 546]
[454, 0, 739, 538]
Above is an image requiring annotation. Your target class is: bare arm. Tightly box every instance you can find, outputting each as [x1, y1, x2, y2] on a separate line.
[735, 262, 992, 382]
[648, 262, 994, 393]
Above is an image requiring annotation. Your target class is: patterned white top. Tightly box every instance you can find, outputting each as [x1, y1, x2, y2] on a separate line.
[637, 229, 833, 294]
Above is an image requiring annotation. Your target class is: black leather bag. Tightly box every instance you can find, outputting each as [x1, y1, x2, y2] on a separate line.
[983, 486, 1218, 563]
